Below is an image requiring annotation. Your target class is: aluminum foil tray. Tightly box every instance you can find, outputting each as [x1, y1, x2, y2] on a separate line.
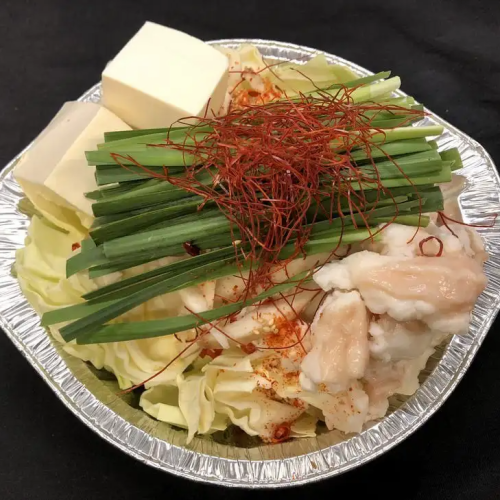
[0, 39, 499, 487]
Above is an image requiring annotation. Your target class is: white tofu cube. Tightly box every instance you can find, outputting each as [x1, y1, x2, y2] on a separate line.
[101, 22, 229, 129]
[14, 102, 130, 231]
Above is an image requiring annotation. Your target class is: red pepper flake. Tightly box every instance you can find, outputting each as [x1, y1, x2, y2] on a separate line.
[291, 398, 306, 409]
[183, 241, 201, 256]
[200, 348, 223, 359]
[248, 90, 260, 97]
[419, 236, 444, 257]
[261, 317, 303, 355]
[282, 370, 300, 384]
[272, 423, 291, 443]
[241, 343, 257, 354]
[72, 242, 81, 251]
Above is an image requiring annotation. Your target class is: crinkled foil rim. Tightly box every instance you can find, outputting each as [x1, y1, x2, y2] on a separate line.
[0, 39, 499, 488]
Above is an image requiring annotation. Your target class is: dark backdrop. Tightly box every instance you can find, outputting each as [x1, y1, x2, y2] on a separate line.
[1, 1, 499, 499]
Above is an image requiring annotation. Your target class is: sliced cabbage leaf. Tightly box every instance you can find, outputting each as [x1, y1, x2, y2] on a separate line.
[290, 413, 318, 438]
[271, 53, 358, 94]
[208, 352, 305, 440]
[217, 44, 358, 96]
[177, 371, 219, 442]
[15, 216, 95, 312]
[140, 384, 191, 428]
[215, 386, 304, 440]
[140, 382, 228, 441]
[16, 184, 90, 236]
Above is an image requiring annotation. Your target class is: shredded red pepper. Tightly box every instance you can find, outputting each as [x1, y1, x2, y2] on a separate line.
[163, 88, 422, 294]
[419, 236, 444, 257]
[438, 211, 497, 238]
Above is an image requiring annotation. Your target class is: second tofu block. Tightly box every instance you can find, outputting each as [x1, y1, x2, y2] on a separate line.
[102, 22, 229, 129]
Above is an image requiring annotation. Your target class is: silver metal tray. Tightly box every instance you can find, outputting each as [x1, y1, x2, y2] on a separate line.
[0, 39, 499, 488]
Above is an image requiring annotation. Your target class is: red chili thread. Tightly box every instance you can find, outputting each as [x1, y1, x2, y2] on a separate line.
[438, 211, 498, 237]
[164, 89, 424, 296]
[419, 236, 444, 257]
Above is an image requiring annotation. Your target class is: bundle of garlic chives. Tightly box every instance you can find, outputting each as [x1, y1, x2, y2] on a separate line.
[41, 72, 464, 345]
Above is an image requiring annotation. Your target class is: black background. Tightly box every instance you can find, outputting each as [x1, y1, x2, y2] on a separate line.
[1, 1, 499, 498]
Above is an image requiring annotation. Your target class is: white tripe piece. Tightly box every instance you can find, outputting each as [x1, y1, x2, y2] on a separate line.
[428, 222, 488, 263]
[363, 348, 435, 420]
[314, 250, 486, 335]
[364, 221, 487, 263]
[300, 290, 369, 393]
[369, 315, 447, 363]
